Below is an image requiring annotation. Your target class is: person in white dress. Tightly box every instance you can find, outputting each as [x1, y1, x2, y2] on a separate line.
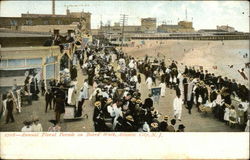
[158, 80, 166, 97]
[112, 102, 123, 130]
[177, 73, 184, 100]
[31, 117, 43, 132]
[82, 79, 89, 100]
[224, 105, 230, 125]
[229, 105, 237, 127]
[142, 121, 150, 132]
[146, 76, 153, 90]
[173, 92, 183, 121]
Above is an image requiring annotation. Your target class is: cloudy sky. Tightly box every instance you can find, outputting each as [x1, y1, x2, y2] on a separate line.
[0, 0, 249, 32]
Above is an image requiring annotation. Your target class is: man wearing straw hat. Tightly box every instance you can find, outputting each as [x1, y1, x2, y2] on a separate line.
[93, 101, 106, 131]
[159, 115, 169, 131]
[123, 115, 136, 132]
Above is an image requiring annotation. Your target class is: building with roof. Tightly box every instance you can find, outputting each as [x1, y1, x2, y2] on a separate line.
[157, 21, 194, 33]
[141, 18, 157, 33]
[216, 25, 235, 32]
[0, 9, 91, 34]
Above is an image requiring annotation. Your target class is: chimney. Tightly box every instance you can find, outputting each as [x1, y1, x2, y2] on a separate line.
[52, 0, 55, 16]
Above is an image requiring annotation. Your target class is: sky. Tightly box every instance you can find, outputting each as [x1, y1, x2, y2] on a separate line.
[0, 0, 249, 32]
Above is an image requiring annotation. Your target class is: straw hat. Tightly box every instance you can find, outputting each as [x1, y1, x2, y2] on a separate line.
[200, 81, 205, 85]
[136, 99, 142, 104]
[107, 98, 113, 104]
[126, 115, 134, 122]
[164, 115, 169, 121]
[94, 101, 101, 107]
[151, 122, 158, 128]
[131, 97, 137, 102]
[32, 116, 39, 122]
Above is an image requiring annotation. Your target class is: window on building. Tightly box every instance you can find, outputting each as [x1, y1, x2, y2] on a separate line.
[46, 63, 58, 79]
[25, 20, 33, 25]
[46, 56, 57, 64]
[44, 20, 49, 25]
[0, 60, 8, 67]
[57, 20, 62, 25]
[8, 59, 25, 67]
[26, 58, 42, 66]
[10, 20, 17, 26]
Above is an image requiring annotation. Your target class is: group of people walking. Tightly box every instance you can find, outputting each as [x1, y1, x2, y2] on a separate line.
[1, 38, 249, 132]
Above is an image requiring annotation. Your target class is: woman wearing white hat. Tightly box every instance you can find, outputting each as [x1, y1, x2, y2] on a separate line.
[31, 116, 43, 132]
[146, 76, 153, 90]
[173, 90, 183, 121]
[158, 79, 166, 97]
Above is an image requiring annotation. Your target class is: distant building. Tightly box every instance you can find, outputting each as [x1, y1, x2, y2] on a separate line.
[217, 25, 235, 32]
[157, 21, 194, 33]
[95, 17, 157, 36]
[141, 18, 157, 33]
[0, 9, 91, 34]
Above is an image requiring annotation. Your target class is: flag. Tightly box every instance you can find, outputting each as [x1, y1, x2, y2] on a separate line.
[81, 38, 89, 49]
[238, 68, 248, 80]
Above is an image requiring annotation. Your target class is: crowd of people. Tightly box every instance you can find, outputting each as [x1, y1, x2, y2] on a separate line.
[1, 38, 249, 132]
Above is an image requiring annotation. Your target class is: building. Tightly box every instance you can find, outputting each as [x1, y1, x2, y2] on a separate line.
[0, 46, 61, 92]
[94, 17, 157, 36]
[157, 21, 194, 33]
[0, 9, 91, 34]
[141, 18, 157, 33]
[216, 25, 235, 32]
[0, 31, 51, 47]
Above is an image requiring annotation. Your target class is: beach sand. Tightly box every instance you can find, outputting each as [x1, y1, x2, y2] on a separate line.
[123, 40, 249, 86]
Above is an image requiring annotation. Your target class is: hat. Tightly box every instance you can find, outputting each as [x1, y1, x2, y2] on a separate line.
[151, 122, 158, 128]
[107, 98, 113, 104]
[164, 115, 169, 121]
[33, 116, 39, 122]
[94, 101, 101, 107]
[131, 97, 136, 102]
[136, 99, 142, 104]
[178, 124, 185, 130]
[49, 120, 58, 125]
[126, 115, 134, 122]
[7, 93, 12, 99]
[23, 120, 32, 126]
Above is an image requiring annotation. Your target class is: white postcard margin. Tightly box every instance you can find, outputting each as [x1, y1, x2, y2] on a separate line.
[0, 132, 249, 159]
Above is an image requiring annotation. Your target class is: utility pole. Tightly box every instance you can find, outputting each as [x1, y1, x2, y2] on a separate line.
[120, 14, 128, 50]
[100, 15, 103, 30]
[185, 8, 188, 21]
[52, 0, 55, 16]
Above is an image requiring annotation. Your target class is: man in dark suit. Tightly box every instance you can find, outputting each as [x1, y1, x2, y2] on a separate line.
[143, 94, 153, 111]
[54, 85, 65, 123]
[93, 101, 106, 131]
[45, 89, 53, 112]
[5, 93, 14, 124]
[159, 115, 168, 131]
